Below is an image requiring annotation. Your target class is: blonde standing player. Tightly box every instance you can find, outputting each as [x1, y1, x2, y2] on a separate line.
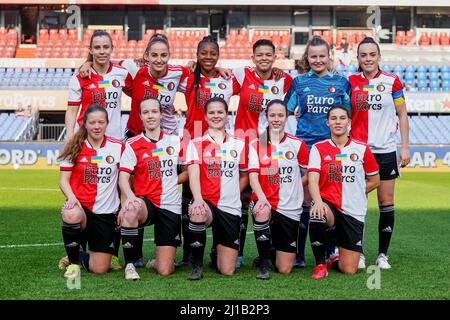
[58, 105, 124, 279]
[349, 37, 410, 269]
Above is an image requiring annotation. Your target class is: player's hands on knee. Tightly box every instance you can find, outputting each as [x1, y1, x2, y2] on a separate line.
[64, 197, 82, 210]
[124, 196, 142, 212]
[189, 199, 208, 217]
[253, 198, 271, 218]
[310, 201, 327, 220]
[116, 207, 126, 226]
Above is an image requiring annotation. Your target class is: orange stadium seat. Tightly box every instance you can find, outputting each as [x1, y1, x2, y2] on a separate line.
[441, 33, 449, 46]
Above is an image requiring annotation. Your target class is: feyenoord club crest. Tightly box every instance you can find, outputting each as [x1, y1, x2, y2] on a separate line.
[328, 86, 336, 93]
[377, 84, 385, 92]
[230, 150, 238, 158]
[218, 82, 227, 90]
[112, 79, 120, 88]
[285, 151, 294, 160]
[350, 153, 359, 162]
[106, 155, 115, 164]
[166, 146, 175, 155]
[167, 82, 175, 91]
[271, 86, 279, 94]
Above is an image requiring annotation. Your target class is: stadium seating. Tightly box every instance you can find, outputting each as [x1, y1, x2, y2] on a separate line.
[0, 28, 18, 58]
[0, 113, 33, 141]
[0, 67, 74, 88]
[395, 115, 450, 145]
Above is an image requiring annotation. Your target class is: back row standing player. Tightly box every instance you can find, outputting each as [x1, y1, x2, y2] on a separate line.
[349, 37, 410, 269]
[284, 36, 350, 268]
[232, 39, 293, 268]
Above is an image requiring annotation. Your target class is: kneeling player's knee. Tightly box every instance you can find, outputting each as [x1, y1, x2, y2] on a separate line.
[89, 263, 110, 275]
[219, 266, 235, 276]
[277, 265, 293, 275]
[62, 209, 83, 224]
[340, 263, 357, 275]
[157, 266, 174, 277]
[122, 208, 139, 224]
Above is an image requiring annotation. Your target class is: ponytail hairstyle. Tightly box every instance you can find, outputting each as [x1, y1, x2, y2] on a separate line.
[87, 30, 114, 62]
[299, 36, 331, 72]
[144, 33, 170, 60]
[191, 36, 220, 106]
[58, 105, 108, 162]
[259, 99, 288, 148]
[356, 37, 381, 72]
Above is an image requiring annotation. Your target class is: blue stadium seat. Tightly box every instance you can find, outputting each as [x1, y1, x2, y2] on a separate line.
[442, 80, 450, 91]
[417, 65, 427, 73]
[405, 72, 415, 81]
[441, 65, 450, 73]
[381, 65, 392, 73]
[393, 65, 404, 73]
[405, 79, 415, 89]
[405, 65, 415, 73]
[417, 72, 427, 81]
[430, 80, 440, 92]
[418, 79, 428, 92]
[442, 72, 450, 80]
[428, 65, 439, 73]
[429, 71, 439, 80]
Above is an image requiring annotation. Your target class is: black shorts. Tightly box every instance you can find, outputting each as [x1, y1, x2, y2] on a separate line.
[270, 211, 299, 254]
[206, 201, 241, 250]
[83, 207, 117, 255]
[323, 199, 364, 253]
[140, 197, 181, 247]
[373, 151, 399, 180]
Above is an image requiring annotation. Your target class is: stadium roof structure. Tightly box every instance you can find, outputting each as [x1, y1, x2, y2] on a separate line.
[0, 0, 449, 6]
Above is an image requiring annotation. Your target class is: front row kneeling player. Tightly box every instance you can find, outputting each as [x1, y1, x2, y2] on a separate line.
[118, 98, 186, 280]
[248, 100, 309, 280]
[185, 97, 249, 280]
[59, 105, 124, 280]
[307, 106, 380, 279]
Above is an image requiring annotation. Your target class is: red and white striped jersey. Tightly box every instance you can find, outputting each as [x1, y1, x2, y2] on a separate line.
[68, 63, 131, 140]
[308, 138, 379, 222]
[60, 136, 124, 214]
[179, 73, 240, 139]
[185, 133, 248, 216]
[124, 63, 189, 136]
[248, 133, 309, 221]
[349, 71, 405, 153]
[119, 132, 182, 215]
[233, 67, 292, 139]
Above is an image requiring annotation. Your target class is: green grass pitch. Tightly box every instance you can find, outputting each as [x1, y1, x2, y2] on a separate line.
[0, 170, 449, 300]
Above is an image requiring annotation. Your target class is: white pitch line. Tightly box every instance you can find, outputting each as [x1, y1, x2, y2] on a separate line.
[0, 187, 60, 192]
[0, 232, 255, 249]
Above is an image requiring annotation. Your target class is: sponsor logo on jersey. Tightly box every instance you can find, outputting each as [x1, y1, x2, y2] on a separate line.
[390, 169, 397, 175]
[109, 242, 115, 249]
[234, 239, 240, 245]
[355, 240, 362, 246]
[350, 153, 359, 162]
[290, 241, 297, 247]
[166, 146, 175, 155]
[152, 148, 164, 157]
[230, 150, 238, 158]
[175, 234, 181, 241]
[143, 80, 150, 87]
[80, 157, 88, 163]
[106, 155, 115, 164]
[354, 86, 360, 91]
[363, 85, 374, 92]
[248, 83, 256, 89]
[272, 151, 283, 159]
[335, 154, 348, 161]
[262, 155, 271, 161]
[98, 80, 110, 88]
[123, 242, 133, 249]
[324, 155, 332, 161]
[303, 87, 311, 92]
[205, 151, 212, 157]
[91, 156, 103, 164]
[142, 152, 150, 159]
[258, 84, 269, 93]
[112, 79, 120, 88]
[285, 151, 295, 160]
[377, 84, 385, 92]
[167, 81, 175, 91]
[153, 82, 164, 90]
[205, 82, 216, 89]
[257, 234, 269, 241]
[328, 85, 336, 93]
[88, 83, 97, 90]
[215, 149, 226, 157]
[271, 86, 279, 94]
[218, 82, 227, 90]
